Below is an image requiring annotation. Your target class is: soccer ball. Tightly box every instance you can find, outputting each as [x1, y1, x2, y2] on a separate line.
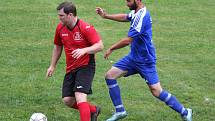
[30, 113, 47, 121]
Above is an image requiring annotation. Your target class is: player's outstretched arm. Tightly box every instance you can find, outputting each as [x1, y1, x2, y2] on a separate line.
[95, 7, 128, 22]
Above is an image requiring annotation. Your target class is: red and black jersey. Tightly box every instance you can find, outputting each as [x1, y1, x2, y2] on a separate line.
[54, 19, 101, 73]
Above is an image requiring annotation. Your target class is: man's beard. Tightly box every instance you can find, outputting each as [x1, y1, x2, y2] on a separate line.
[129, 1, 137, 10]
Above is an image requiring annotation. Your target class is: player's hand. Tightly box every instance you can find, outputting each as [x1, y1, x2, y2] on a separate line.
[95, 7, 106, 18]
[104, 48, 112, 59]
[46, 66, 55, 79]
[71, 48, 86, 59]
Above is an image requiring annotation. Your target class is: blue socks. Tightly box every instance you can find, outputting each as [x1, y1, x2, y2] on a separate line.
[106, 79, 125, 112]
[158, 90, 188, 116]
[106, 78, 187, 116]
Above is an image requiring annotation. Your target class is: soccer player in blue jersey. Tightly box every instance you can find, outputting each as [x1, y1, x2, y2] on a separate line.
[96, 0, 192, 121]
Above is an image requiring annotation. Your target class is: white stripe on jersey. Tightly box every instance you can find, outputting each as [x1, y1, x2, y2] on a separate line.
[131, 7, 147, 33]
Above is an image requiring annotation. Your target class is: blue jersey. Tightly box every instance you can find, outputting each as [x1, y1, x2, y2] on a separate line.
[127, 7, 156, 64]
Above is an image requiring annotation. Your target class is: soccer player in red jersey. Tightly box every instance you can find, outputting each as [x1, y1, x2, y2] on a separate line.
[46, 2, 103, 121]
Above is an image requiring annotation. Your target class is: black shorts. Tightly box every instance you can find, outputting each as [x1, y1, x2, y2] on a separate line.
[62, 60, 95, 98]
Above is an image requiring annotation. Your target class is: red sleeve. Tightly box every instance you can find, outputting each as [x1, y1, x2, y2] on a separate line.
[83, 25, 101, 45]
[54, 24, 63, 46]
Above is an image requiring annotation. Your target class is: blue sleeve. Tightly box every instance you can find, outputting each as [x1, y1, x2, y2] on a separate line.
[128, 27, 139, 38]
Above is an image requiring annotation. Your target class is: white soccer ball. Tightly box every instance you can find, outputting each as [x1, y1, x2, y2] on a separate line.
[30, 113, 47, 121]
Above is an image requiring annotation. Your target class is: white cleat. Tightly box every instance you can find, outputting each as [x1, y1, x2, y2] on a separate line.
[182, 108, 192, 121]
[106, 111, 128, 121]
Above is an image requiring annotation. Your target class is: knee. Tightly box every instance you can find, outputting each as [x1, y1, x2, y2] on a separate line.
[149, 83, 162, 97]
[62, 97, 75, 107]
[151, 89, 160, 97]
[74, 92, 87, 104]
[150, 87, 162, 97]
[105, 70, 115, 79]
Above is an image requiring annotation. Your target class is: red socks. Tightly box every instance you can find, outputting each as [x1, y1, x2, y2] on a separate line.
[77, 102, 90, 121]
[72, 102, 96, 112]
[71, 103, 78, 109]
[89, 103, 96, 113]
[77, 102, 96, 121]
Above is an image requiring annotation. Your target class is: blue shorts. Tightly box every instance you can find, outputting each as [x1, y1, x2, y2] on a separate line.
[113, 56, 159, 85]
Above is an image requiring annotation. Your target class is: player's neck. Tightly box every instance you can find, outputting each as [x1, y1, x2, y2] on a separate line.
[135, 4, 144, 13]
[67, 17, 78, 30]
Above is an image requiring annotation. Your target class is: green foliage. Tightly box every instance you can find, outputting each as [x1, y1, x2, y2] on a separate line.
[0, 0, 215, 120]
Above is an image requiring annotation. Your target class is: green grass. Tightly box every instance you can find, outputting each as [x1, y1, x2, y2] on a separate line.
[0, 0, 215, 121]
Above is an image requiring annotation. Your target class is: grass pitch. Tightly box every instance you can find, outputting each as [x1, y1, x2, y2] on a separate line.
[0, 0, 215, 120]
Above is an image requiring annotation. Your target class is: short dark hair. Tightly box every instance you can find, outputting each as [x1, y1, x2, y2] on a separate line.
[57, 1, 77, 16]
